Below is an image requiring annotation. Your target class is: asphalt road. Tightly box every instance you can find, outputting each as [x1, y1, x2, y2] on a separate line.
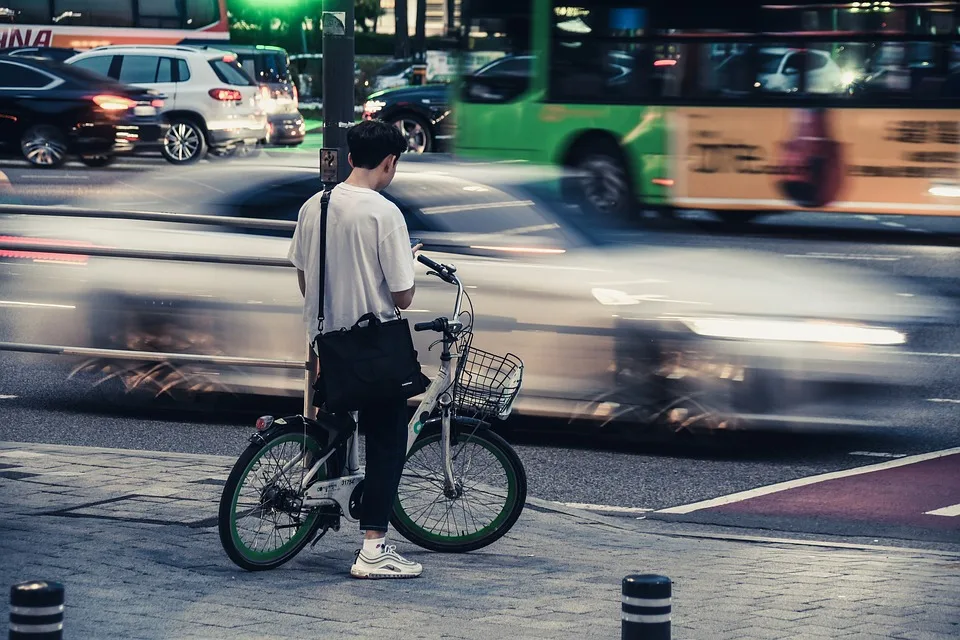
[1, 154, 959, 551]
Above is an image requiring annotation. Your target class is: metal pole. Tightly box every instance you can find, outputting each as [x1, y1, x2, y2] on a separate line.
[622, 574, 671, 640]
[9, 580, 64, 639]
[321, 0, 355, 187]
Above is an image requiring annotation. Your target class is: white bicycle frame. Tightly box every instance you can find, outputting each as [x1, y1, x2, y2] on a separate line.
[293, 272, 467, 520]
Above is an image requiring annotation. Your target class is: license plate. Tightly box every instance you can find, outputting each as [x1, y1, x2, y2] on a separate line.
[133, 105, 156, 116]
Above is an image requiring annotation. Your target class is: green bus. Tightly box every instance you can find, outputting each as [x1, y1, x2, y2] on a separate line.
[454, 1, 960, 222]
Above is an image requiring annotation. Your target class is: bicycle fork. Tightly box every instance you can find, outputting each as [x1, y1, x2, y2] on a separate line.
[439, 392, 458, 496]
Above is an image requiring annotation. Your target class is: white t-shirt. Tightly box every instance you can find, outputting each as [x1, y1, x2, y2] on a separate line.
[288, 182, 416, 341]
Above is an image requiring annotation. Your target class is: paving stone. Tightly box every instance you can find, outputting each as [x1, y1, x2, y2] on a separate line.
[1, 441, 958, 640]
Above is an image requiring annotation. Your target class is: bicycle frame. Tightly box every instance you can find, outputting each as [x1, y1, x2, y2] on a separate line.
[294, 271, 467, 519]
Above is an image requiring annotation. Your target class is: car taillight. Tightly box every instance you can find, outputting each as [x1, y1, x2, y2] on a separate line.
[151, 99, 164, 108]
[92, 95, 136, 111]
[0, 236, 91, 265]
[209, 88, 243, 102]
[292, 83, 298, 106]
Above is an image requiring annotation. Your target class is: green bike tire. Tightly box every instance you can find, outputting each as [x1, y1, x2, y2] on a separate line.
[390, 426, 527, 553]
[218, 425, 327, 571]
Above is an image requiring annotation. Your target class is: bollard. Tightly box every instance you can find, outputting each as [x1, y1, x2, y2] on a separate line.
[9, 581, 63, 640]
[622, 574, 671, 640]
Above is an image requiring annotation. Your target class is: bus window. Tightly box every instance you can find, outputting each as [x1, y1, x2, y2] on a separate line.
[820, 41, 949, 100]
[2, 1, 51, 23]
[136, 0, 181, 28]
[52, 0, 134, 28]
[184, 0, 218, 27]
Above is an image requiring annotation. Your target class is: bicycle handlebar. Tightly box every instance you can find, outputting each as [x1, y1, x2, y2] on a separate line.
[415, 253, 465, 332]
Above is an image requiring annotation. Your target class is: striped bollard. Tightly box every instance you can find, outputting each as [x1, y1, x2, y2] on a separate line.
[9, 581, 64, 640]
[621, 574, 671, 640]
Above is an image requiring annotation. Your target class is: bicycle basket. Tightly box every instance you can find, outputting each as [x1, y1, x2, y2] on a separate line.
[454, 333, 523, 420]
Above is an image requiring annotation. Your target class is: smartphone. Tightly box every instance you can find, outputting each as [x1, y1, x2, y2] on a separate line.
[410, 237, 423, 247]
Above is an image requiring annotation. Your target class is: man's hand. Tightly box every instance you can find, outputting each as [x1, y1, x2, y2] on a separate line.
[411, 243, 423, 258]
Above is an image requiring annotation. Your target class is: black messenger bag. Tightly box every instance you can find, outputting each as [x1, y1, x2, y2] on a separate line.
[311, 189, 428, 413]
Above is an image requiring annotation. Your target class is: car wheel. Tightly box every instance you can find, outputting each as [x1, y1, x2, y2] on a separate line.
[571, 142, 634, 217]
[79, 155, 115, 168]
[162, 119, 207, 164]
[20, 125, 68, 168]
[390, 114, 432, 154]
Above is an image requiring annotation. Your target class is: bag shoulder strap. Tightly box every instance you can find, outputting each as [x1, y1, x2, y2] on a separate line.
[317, 189, 332, 335]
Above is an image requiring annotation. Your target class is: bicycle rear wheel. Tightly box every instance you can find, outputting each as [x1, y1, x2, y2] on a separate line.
[218, 425, 328, 571]
[391, 424, 526, 553]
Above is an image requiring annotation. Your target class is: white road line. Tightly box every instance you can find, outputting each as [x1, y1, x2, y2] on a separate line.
[783, 253, 907, 262]
[906, 352, 960, 358]
[0, 395, 18, 400]
[657, 446, 960, 515]
[849, 451, 907, 458]
[0, 450, 44, 458]
[882, 222, 907, 228]
[0, 300, 76, 310]
[928, 398, 960, 404]
[925, 504, 960, 517]
[556, 502, 654, 514]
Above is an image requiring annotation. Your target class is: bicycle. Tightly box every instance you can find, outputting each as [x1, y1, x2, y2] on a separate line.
[218, 254, 527, 571]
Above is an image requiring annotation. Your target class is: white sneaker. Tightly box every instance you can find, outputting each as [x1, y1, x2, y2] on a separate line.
[350, 544, 423, 579]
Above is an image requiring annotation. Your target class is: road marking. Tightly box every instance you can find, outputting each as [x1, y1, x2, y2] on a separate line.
[925, 503, 960, 517]
[928, 398, 960, 404]
[0, 395, 17, 400]
[849, 451, 907, 458]
[857, 215, 878, 221]
[557, 502, 654, 514]
[0, 449, 44, 458]
[906, 352, 960, 358]
[882, 221, 906, 228]
[0, 300, 76, 310]
[657, 446, 960, 515]
[783, 252, 907, 262]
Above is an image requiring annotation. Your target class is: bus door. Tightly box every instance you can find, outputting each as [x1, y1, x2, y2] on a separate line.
[456, 3, 538, 159]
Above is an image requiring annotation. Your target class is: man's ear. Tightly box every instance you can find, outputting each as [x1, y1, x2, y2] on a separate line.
[381, 155, 397, 172]
[347, 153, 356, 168]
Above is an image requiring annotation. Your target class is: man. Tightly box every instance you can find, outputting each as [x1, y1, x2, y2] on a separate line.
[288, 120, 423, 579]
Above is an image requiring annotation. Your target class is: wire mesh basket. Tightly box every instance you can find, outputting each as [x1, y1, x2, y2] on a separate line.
[454, 333, 523, 420]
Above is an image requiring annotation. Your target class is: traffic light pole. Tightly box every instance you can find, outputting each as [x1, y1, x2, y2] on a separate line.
[320, 0, 355, 187]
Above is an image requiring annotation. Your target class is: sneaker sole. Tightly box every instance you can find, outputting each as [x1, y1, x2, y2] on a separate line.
[350, 567, 422, 579]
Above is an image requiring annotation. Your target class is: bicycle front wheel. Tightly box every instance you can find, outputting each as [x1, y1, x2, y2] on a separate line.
[391, 425, 526, 553]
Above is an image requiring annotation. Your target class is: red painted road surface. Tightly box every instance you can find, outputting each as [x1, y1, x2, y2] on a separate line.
[707, 452, 960, 531]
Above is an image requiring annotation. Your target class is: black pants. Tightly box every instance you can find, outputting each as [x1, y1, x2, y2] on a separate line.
[357, 395, 408, 532]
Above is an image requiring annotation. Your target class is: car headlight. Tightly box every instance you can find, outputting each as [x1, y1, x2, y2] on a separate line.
[363, 99, 386, 114]
[680, 317, 906, 346]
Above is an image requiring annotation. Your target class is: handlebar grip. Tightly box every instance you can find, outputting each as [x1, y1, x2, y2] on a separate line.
[414, 321, 435, 332]
[417, 254, 443, 271]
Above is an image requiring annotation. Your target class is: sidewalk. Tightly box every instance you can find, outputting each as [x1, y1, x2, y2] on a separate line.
[1, 441, 957, 640]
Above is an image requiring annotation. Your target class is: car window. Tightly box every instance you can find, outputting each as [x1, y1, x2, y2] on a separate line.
[0, 62, 53, 89]
[118, 55, 161, 84]
[808, 52, 828, 71]
[475, 57, 531, 77]
[71, 55, 113, 78]
[209, 58, 255, 86]
[176, 58, 190, 82]
[156, 57, 173, 83]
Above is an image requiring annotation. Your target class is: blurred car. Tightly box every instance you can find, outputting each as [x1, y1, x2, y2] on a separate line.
[66, 46, 267, 164]
[0, 56, 165, 168]
[0, 47, 81, 63]
[0, 157, 951, 433]
[755, 47, 842, 94]
[225, 45, 304, 149]
[362, 84, 452, 153]
[371, 59, 416, 92]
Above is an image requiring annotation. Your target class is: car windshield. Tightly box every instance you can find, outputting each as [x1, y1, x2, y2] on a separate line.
[238, 51, 290, 83]
[758, 52, 784, 74]
[377, 60, 412, 76]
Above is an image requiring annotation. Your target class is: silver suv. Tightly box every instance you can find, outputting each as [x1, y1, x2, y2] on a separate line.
[67, 45, 267, 164]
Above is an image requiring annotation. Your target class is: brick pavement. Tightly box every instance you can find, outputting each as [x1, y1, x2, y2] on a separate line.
[0, 441, 958, 640]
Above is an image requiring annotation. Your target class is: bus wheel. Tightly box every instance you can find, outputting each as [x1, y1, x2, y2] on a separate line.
[571, 142, 633, 217]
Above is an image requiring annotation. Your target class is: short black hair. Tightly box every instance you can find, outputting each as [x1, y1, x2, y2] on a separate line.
[347, 120, 407, 169]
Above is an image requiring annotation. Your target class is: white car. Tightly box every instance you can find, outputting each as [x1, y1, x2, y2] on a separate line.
[755, 47, 843, 94]
[67, 46, 267, 164]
